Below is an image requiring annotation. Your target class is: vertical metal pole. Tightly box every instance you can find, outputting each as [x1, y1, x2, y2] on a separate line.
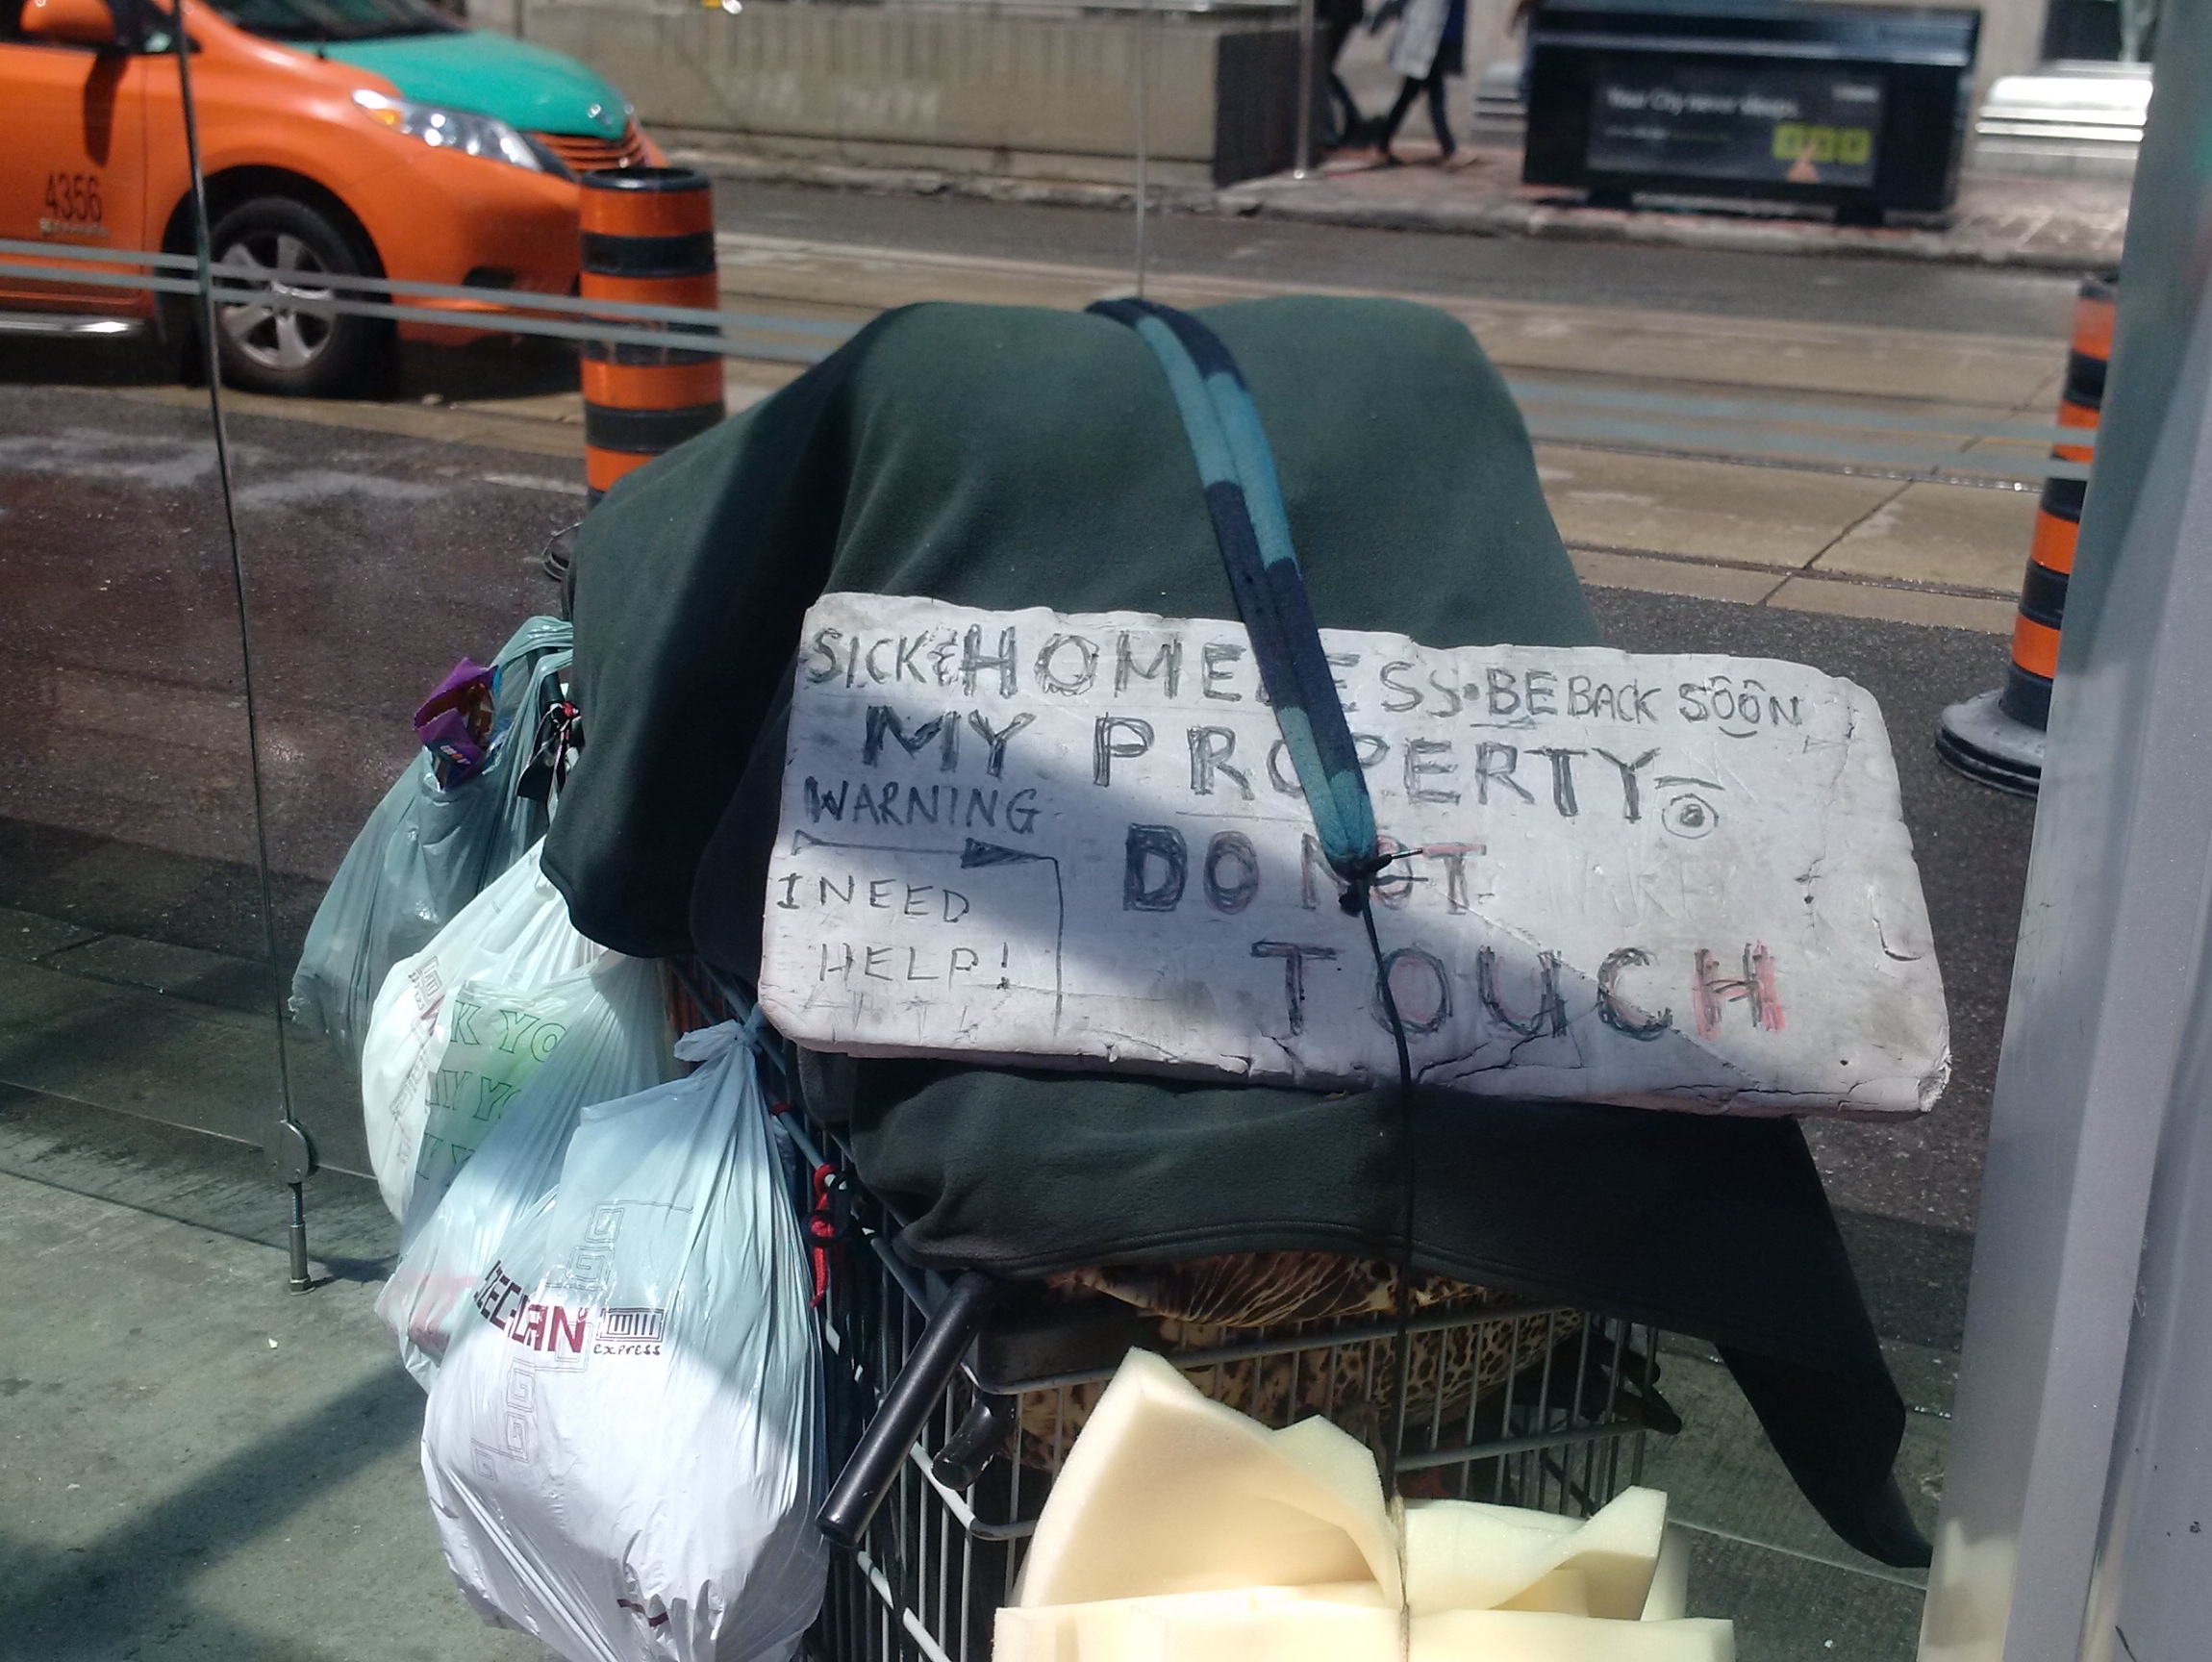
[288, 1182, 312, 1288]
[1918, 17, 2212, 1659]
[173, 0, 319, 1294]
[1294, 0, 1318, 178]
[1133, 0, 1152, 296]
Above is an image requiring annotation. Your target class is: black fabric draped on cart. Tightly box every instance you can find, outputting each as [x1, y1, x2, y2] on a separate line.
[542, 296, 1929, 1568]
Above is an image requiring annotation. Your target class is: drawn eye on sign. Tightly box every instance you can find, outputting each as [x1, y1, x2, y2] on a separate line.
[1654, 774, 1724, 841]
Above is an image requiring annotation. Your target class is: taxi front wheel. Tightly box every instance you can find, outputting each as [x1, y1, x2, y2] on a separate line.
[207, 196, 386, 397]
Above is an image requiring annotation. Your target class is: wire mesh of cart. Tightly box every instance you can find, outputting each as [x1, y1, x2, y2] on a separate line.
[663, 963, 1677, 1662]
[768, 1104, 1677, 1662]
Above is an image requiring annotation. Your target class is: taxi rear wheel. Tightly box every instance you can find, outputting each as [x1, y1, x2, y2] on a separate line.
[208, 196, 384, 397]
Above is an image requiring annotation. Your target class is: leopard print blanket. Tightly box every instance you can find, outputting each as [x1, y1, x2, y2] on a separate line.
[1019, 1252, 1582, 1471]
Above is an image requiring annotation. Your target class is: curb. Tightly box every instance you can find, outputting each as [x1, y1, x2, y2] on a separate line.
[670, 146, 2125, 274]
[1214, 190, 2123, 272]
[667, 148, 1217, 216]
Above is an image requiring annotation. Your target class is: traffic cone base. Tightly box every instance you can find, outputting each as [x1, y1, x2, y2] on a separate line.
[1937, 689, 2045, 797]
[1933, 273, 2108, 800]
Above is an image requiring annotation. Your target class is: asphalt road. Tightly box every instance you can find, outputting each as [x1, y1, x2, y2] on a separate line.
[710, 178, 2083, 338]
[0, 375, 2027, 1353]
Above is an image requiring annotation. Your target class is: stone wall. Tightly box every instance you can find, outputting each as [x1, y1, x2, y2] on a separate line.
[493, 0, 1310, 188]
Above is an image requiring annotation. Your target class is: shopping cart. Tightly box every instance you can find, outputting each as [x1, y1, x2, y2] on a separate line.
[773, 1105, 1677, 1662]
[666, 962, 1678, 1662]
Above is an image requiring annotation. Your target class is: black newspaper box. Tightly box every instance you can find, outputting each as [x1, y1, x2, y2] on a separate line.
[1524, 0, 1979, 220]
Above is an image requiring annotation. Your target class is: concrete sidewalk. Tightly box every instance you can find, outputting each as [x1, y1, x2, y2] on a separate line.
[0, 1085, 550, 1662]
[1220, 149, 2130, 271]
[676, 145, 2129, 275]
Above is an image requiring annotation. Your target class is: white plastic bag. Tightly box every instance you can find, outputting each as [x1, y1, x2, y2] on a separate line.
[379, 1065, 576, 1391]
[362, 843, 602, 1220]
[421, 1020, 827, 1662]
[402, 952, 676, 1248]
[379, 953, 679, 1387]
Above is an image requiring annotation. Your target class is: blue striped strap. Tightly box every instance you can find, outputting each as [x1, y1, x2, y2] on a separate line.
[1090, 298, 1385, 900]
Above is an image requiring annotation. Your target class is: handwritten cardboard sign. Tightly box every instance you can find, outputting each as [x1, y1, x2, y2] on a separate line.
[758, 593, 1948, 1118]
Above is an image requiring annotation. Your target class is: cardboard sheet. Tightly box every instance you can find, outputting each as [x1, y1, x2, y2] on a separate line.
[760, 593, 1948, 1117]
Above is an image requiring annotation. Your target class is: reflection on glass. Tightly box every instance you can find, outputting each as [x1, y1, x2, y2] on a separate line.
[0, 0, 2109, 1647]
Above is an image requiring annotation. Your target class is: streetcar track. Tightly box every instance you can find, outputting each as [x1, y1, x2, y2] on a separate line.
[1531, 436, 2055, 491]
[1561, 540, 2028, 602]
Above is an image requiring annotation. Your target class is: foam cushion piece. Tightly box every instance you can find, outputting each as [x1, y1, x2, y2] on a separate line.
[1405, 1488, 1668, 1618]
[1012, 1350, 1400, 1608]
[1642, 1528, 1691, 1623]
[996, 1588, 1386, 1662]
[995, 1590, 1736, 1662]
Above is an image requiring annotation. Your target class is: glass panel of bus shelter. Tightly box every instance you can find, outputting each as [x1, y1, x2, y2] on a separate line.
[209, 288, 584, 1189]
[0, 31, 332, 1653]
[0, 260, 294, 1160]
[0, 0, 2131, 1648]
[0, 5, 592, 1649]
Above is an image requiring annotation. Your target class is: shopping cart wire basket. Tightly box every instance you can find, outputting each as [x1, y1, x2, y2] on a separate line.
[771, 1105, 1677, 1662]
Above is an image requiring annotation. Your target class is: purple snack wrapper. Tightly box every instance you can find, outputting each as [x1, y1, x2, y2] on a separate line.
[415, 659, 494, 786]
[417, 709, 485, 775]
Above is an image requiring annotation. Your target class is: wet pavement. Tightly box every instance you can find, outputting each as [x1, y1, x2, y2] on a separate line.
[2, 385, 574, 890]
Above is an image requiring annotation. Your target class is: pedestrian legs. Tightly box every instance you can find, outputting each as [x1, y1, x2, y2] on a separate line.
[1425, 69, 1455, 157]
[1379, 67, 1452, 160]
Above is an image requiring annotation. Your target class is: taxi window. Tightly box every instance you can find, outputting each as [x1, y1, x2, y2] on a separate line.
[206, 0, 457, 41]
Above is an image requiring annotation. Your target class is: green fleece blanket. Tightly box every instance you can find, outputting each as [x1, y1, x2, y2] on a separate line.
[544, 297, 1923, 1567]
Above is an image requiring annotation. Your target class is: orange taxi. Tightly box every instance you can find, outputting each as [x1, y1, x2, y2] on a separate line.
[0, 0, 665, 393]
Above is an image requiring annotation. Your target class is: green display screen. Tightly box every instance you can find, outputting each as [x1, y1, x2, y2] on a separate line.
[1588, 62, 1884, 189]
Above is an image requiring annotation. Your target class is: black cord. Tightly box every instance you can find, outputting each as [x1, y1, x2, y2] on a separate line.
[175, 9, 314, 1290]
[1352, 877, 1420, 1502]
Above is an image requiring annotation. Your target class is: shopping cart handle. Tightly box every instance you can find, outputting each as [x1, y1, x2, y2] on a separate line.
[817, 1271, 1001, 1550]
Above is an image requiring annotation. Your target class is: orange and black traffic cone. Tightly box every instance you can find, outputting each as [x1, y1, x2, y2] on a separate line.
[578, 166, 726, 508]
[1936, 273, 2113, 797]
